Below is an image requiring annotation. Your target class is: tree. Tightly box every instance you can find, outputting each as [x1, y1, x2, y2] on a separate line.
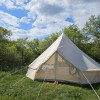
[83, 15, 100, 41]
[64, 24, 84, 43]
[64, 24, 89, 51]
[38, 32, 60, 54]
[27, 38, 40, 61]
[0, 27, 11, 40]
[82, 15, 100, 63]
[0, 27, 12, 71]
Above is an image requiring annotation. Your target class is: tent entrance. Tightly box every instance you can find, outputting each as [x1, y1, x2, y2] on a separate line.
[36, 52, 81, 83]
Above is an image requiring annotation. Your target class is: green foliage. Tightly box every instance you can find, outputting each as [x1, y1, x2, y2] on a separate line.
[84, 42, 100, 63]
[64, 24, 89, 53]
[39, 32, 60, 53]
[82, 15, 100, 63]
[0, 27, 12, 71]
[83, 15, 100, 40]
[0, 27, 11, 40]
[64, 24, 84, 43]
[27, 38, 40, 59]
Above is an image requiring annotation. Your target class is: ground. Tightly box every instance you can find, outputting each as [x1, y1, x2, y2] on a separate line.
[0, 69, 100, 100]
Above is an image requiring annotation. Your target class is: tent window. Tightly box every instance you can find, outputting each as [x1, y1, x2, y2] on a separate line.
[57, 53, 80, 78]
[42, 65, 54, 70]
[57, 53, 70, 68]
[36, 53, 80, 81]
[38, 64, 54, 74]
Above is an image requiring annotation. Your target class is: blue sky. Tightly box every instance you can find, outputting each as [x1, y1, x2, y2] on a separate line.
[0, 0, 100, 40]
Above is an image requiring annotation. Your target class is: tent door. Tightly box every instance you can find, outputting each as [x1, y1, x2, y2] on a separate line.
[55, 52, 81, 83]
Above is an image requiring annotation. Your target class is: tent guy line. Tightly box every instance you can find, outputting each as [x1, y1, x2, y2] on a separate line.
[82, 72, 100, 100]
[0, 66, 27, 80]
[12, 76, 25, 86]
[36, 53, 55, 100]
[36, 69, 49, 100]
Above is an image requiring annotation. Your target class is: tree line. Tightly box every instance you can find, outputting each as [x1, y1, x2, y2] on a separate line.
[0, 15, 100, 71]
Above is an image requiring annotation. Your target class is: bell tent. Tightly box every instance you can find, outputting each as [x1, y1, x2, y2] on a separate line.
[26, 33, 100, 84]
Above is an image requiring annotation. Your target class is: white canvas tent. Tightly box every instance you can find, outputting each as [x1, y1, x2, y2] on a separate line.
[26, 33, 100, 84]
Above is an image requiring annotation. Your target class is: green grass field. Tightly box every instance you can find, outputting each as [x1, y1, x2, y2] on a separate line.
[0, 69, 100, 100]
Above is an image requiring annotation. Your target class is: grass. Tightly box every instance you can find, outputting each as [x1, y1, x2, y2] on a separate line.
[0, 69, 100, 100]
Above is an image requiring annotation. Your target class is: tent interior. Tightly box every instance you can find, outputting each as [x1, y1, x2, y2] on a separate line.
[35, 52, 81, 83]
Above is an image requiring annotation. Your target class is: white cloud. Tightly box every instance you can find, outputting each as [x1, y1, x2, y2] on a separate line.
[9, 21, 70, 40]
[20, 17, 31, 24]
[71, 0, 100, 28]
[26, 0, 71, 29]
[26, 0, 70, 18]
[26, 0, 100, 28]
[25, 0, 99, 40]
[0, 11, 20, 27]
[15, 0, 29, 9]
[9, 26, 49, 40]
[15, 0, 28, 5]
[0, 0, 17, 9]
[0, 0, 29, 9]
[0, 0, 100, 40]
[9, 27, 27, 40]
[37, 3, 64, 16]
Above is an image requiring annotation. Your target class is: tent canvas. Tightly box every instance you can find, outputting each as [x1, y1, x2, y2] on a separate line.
[26, 33, 100, 84]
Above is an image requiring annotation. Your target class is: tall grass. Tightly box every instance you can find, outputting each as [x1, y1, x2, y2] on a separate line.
[0, 69, 100, 100]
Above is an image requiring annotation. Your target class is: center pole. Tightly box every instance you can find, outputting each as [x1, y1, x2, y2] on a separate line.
[54, 52, 58, 84]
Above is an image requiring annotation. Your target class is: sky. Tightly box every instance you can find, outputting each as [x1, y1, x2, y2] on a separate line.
[0, 0, 100, 40]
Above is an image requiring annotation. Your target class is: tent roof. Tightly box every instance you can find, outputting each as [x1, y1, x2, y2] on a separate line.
[29, 33, 100, 71]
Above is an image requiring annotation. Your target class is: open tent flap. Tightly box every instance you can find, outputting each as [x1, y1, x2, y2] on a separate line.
[36, 53, 55, 80]
[35, 52, 81, 83]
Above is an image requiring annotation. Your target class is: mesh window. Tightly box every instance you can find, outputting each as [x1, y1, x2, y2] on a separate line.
[36, 53, 80, 82]
[36, 54, 55, 79]
[56, 53, 80, 82]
